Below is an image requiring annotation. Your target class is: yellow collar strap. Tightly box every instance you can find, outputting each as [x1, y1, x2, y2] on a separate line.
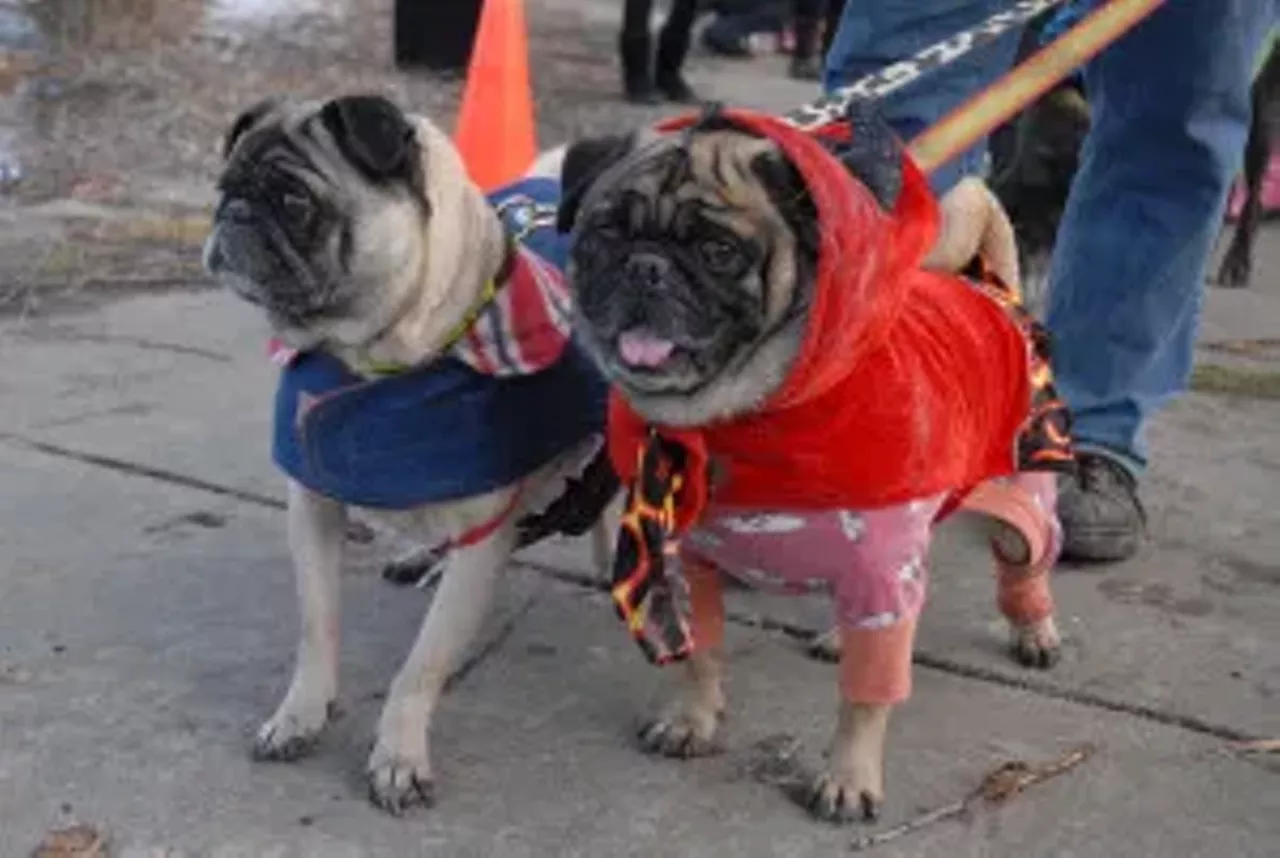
[354, 242, 516, 378]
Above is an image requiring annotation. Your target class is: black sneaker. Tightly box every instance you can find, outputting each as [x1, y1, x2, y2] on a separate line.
[1057, 452, 1147, 563]
[655, 71, 700, 104]
[701, 29, 753, 59]
[623, 81, 661, 105]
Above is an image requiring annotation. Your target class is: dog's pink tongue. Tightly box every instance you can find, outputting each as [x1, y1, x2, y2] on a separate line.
[617, 330, 675, 367]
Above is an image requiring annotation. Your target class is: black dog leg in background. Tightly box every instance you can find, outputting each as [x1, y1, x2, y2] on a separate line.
[1217, 39, 1280, 289]
[394, 0, 483, 73]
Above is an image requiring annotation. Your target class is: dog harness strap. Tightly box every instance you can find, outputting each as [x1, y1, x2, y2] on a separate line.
[351, 244, 517, 377]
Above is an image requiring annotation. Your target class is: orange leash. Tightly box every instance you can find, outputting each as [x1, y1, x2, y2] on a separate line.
[909, 0, 1166, 174]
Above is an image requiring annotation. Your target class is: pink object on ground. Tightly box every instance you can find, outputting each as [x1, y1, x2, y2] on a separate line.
[1226, 151, 1280, 221]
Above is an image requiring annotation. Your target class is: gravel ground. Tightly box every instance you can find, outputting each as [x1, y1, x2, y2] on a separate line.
[2, 0, 674, 205]
[0, 0, 688, 309]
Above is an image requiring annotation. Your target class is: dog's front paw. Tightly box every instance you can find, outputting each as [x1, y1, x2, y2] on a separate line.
[253, 698, 335, 762]
[638, 702, 723, 758]
[367, 745, 436, 815]
[1010, 615, 1061, 669]
[805, 767, 882, 824]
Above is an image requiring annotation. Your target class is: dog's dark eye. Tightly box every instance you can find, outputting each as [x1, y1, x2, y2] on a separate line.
[698, 238, 744, 275]
[282, 191, 312, 224]
[589, 219, 623, 240]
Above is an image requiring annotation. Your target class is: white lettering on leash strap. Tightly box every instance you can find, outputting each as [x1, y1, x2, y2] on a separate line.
[782, 0, 1068, 131]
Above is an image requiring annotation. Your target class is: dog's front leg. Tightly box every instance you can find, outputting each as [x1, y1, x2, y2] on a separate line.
[810, 699, 892, 823]
[637, 558, 726, 758]
[366, 510, 518, 814]
[254, 480, 348, 761]
[807, 622, 914, 824]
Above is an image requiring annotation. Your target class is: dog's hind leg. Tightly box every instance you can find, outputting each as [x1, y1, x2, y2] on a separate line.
[588, 493, 622, 581]
[381, 540, 449, 588]
[254, 480, 348, 762]
[923, 177, 1021, 292]
[965, 474, 1062, 668]
[806, 625, 842, 662]
[366, 497, 519, 814]
[1218, 49, 1276, 288]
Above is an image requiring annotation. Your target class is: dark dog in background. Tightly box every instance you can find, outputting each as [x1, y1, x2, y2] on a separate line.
[990, 27, 1279, 301]
[1218, 39, 1280, 289]
[988, 82, 1090, 315]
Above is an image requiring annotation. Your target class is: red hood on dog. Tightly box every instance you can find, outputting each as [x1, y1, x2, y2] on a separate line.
[608, 108, 1039, 530]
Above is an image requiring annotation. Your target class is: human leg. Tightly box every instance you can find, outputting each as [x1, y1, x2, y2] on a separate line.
[1046, 0, 1275, 561]
[822, 0, 1021, 194]
[620, 0, 658, 103]
[819, 0, 847, 60]
[790, 0, 823, 80]
[656, 0, 703, 102]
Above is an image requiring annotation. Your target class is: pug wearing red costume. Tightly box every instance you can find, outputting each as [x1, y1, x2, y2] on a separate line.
[555, 102, 1074, 823]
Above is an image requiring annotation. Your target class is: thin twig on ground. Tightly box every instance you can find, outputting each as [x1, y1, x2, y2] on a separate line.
[850, 744, 1097, 853]
[1233, 738, 1280, 755]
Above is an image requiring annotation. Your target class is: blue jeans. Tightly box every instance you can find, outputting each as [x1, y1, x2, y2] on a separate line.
[825, 0, 1275, 471]
[823, 0, 1021, 194]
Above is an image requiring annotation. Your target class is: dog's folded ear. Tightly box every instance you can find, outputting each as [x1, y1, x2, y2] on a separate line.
[556, 134, 638, 233]
[320, 94, 420, 186]
[222, 98, 279, 159]
[750, 150, 821, 261]
[826, 99, 905, 212]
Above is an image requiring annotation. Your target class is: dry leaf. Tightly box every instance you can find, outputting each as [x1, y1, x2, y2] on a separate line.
[980, 744, 1095, 805]
[31, 824, 107, 858]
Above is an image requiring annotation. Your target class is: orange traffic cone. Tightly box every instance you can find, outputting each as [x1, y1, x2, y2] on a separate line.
[453, 0, 538, 191]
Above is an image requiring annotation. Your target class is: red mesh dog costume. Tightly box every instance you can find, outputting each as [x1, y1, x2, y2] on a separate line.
[604, 107, 1073, 702]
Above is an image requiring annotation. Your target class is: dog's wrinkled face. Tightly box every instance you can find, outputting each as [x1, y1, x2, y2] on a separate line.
[559, 125, 819, 426]
[204, 94, 429, 344]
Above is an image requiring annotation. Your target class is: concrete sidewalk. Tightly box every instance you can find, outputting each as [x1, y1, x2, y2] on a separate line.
[1, 275, 1278, 858]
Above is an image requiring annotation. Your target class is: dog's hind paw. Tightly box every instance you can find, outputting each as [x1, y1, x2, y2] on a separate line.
[380, 542, 449, 588]
[803, 769, 882, 824]
[806, 626, 841, 663]
[1010, 615, 1061, 669]
[366, 749, 436, 815]
[253, 700, 335, 762]
[1215, 246, 1253, 289]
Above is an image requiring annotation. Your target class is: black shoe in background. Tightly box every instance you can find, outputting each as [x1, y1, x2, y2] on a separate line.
[656, 70, 700, 102]
[700, 27, 754, 58]
[619, 32, 659, 104]
[656, 21, 701, 103]
[788, 55, 823, 81]
[1057, 452, 1147, 563]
